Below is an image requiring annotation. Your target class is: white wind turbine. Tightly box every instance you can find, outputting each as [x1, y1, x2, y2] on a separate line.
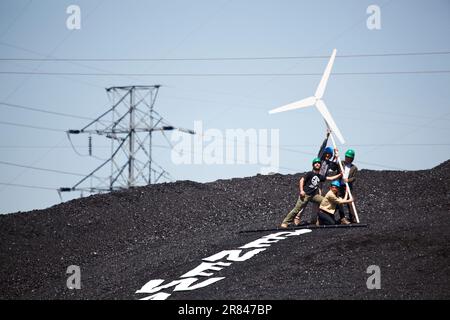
[268, 48, 345, 144]
[269, 49, 360, 223]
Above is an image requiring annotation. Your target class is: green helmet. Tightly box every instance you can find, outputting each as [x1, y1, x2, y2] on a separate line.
[345, 149, 355, 158]
[312, 157, 321, 164]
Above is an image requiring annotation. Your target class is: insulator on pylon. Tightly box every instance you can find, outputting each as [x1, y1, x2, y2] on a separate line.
[88, 136, 92, 156]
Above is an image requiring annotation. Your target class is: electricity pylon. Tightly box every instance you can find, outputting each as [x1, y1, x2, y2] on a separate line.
[59, 85, 194, 195]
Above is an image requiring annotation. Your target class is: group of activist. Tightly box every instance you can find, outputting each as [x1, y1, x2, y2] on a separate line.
[280, 130, 358, 228]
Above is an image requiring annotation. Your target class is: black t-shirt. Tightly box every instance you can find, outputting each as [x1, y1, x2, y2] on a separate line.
[319, 159, 338, 177]
[303, 171, 326, 195]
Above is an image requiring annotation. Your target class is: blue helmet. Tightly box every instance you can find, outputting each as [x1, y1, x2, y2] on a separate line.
[324, 147, 333, 156]
[331, 180, 341, 188]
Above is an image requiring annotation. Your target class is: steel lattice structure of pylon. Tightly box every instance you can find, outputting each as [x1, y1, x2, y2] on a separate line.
[59, 85, 195, 195]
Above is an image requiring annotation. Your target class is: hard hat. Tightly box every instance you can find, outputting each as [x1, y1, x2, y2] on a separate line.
[331, 180, 341, 188]
[324, 147, 333, 156]
[345, 149, 355, 158]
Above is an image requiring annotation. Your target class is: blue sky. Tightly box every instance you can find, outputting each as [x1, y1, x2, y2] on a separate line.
[0, 0, 449, 213]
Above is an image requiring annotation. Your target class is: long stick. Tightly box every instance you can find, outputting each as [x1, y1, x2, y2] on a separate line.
[328, 131, 360, 223]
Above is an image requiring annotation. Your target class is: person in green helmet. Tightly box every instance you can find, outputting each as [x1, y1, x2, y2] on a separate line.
[295, 129, 339, 225]
[337, 149, 358, 223]
[280, 157, 342, 228]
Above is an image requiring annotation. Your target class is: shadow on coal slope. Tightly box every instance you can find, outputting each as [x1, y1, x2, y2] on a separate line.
[0, 160, 449, 299]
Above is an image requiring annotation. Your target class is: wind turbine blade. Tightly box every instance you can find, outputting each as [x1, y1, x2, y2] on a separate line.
[314, 48, 337, 100]
[315, 99, 345, 144]
[268, 96, 316, 114]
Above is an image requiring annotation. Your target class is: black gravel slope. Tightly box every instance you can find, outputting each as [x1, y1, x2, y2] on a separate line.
[0, 160, 449, 300]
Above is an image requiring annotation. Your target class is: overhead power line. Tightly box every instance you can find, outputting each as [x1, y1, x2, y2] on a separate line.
[0, 120, 65, 132]
[1, 70, 449, 77]
[0, 137, 67, 194]
[0, 143, 449, 150]
[0, 102, 97, 121]
[0, 182, 56, 191]
[279, 143, 450, 147]
[0, 144, 174, 149]
[0, 160, 88, 177]
[0, 0, 33, 39]
[0, 50, 449, 62]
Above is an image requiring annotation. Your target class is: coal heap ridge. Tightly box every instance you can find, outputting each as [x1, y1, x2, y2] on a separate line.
[0, 160, 449, 299]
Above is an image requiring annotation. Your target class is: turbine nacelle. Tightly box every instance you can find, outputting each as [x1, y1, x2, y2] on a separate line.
[268, 49, 345, 144]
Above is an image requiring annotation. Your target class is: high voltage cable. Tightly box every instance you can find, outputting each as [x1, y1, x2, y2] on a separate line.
[0, 120, 65, 132]
[0, 182, 57, 191]
[1, 69, 449, 77]
[0, 143, 449, 149]
[0, 144, 172, 149]
[0, 0, 33, 39]
[0, 102, 98, 121]
[0, 160, 88, 177]
[1, 70, 449, 76]
[0, 50, 449, 62]
[278, 143, 450, 147]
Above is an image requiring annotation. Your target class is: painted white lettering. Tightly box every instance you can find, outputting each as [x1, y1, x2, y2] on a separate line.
[203, 248, 266, 262]
[180, 262, 231, 278]
[136, 229, 311, 299]
[136, 277, 225, 294]
[140, 292, 172, 300]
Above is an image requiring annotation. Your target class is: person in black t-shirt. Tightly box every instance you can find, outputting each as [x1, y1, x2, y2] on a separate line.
[293, 131, 339, 225]
[280, 157, 342, 228]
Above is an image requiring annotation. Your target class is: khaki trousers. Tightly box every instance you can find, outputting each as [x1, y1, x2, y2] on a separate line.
[282, 194, 324, 225]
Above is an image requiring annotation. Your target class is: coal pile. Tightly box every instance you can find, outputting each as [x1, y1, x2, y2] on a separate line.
[0, 160, 449, 300]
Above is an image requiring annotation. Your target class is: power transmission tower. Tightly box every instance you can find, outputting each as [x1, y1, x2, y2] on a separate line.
[59, 85, 194, 195]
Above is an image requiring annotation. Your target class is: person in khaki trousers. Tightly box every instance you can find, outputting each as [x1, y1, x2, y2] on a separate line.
[318, 180, 354, 225]
[280, 157, 342, 228]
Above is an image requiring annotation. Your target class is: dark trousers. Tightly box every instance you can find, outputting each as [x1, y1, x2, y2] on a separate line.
[338, 185, 355, 221]
[318, 210, 337, 225]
